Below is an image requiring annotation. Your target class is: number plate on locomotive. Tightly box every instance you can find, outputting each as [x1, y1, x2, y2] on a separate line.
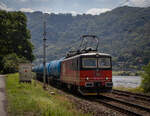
[95, 72, 101, 77]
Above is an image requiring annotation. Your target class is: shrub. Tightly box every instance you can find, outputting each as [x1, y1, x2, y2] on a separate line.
[141, 62, 150, 92]
[2, 53, 28, 73]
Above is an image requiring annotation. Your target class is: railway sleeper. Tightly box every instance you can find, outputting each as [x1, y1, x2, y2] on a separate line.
[99, 95, 150, 113]
[97, 99, 143, 116]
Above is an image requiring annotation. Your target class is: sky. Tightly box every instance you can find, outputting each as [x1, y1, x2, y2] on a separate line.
[0, 0, 150, 15]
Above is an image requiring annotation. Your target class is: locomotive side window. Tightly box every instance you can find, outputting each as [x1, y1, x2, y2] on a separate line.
[98, 58, 111, 68]
[82, 58, 97, 68]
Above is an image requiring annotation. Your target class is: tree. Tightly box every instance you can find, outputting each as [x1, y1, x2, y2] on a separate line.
[0, 10, 34, 73]
[141, 62, 150, 92]
[0, 10, 34, 61]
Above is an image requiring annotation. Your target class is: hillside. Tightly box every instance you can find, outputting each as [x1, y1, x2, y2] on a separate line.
[25, 6, 150, 70]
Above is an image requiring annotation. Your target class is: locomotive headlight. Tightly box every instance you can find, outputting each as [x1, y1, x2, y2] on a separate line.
[96, 54, 99, 57]
[86, 77, 89, 81]
[105, 77, 109, 80]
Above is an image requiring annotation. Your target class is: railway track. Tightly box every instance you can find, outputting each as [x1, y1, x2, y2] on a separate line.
[39, 78, 150, 116]
[112, 89, 150, 102]
[95, 94, 150, 116]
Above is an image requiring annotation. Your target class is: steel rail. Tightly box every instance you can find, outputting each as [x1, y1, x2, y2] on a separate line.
[112, 89, 150, 101]
[95, 99, 142, 116]
[98, 94, 150, 112]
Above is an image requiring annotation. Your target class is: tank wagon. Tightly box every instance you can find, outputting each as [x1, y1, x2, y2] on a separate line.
[33, 35, 113, 95]
[48, 59, 64, 78]
[34, 63, 51, 81]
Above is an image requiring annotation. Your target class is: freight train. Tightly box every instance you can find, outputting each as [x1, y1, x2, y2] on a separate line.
[33, 35, 113, 95]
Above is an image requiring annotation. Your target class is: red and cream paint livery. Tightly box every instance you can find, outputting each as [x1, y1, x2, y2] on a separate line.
[61, 52, 113, 95]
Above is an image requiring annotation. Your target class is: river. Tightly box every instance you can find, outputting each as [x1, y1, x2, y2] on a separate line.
[112, 76, 141, 88]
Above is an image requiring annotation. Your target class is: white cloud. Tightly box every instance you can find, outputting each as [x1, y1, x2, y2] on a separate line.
[86, 8, 111, 15]
[46, 10, 80, 16]
[70, 11, 77, 16]
[130, 0, 150, 7]
[0, 2, 13, 11]
[43, 9, 52, 14]
[17, 0, 28, 2]
[20, 8, 34, 12]
[120, 0, 150, 7]
[62, 11, 82, 16]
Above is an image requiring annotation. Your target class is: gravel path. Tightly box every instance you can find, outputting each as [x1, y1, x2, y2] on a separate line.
[0, 75, 7, 116]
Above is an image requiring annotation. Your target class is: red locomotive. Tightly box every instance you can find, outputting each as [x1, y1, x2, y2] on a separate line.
[60, 35, 112, 95]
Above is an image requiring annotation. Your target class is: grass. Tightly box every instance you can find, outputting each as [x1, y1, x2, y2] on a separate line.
[113, 86, 144, 93]
[6, 73, 91, 116]
[113, 86, 150, 95]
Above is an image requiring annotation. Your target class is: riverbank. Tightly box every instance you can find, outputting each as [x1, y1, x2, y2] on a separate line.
[112, 71, 141, 76]
[6, 73, 91, 116]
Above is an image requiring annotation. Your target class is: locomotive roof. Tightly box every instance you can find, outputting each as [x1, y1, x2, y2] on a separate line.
[81, 52, 110, 56]
[64, 52, 111, 61]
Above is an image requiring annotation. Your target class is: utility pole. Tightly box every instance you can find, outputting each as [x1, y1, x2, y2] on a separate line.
[43, 14, 47, 89]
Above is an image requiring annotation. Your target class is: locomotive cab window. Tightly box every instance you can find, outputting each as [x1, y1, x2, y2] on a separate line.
[98, 58, 111, 68]
[82, 58, 97, 68]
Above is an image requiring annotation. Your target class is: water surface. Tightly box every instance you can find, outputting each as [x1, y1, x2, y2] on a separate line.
[112, 76, 141, 88]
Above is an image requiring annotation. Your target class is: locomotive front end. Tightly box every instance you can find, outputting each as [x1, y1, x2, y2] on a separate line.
[78, 53, 113, 95]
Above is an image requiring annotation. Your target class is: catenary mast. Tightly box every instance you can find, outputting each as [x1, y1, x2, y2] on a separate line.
[43, 14, 47, 89]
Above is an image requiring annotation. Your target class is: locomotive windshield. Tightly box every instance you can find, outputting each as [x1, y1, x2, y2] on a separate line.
[82, 58, 97, 68]
[82, 57, 111, 69]
[98, 58, 111, 68]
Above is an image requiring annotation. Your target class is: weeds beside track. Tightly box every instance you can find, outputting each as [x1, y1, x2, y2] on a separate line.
[6, 73, 91, 116]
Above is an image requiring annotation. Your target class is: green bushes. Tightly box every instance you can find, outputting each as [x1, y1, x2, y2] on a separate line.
[141, 62, 150, 92]
[2, 53, 28, 73]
